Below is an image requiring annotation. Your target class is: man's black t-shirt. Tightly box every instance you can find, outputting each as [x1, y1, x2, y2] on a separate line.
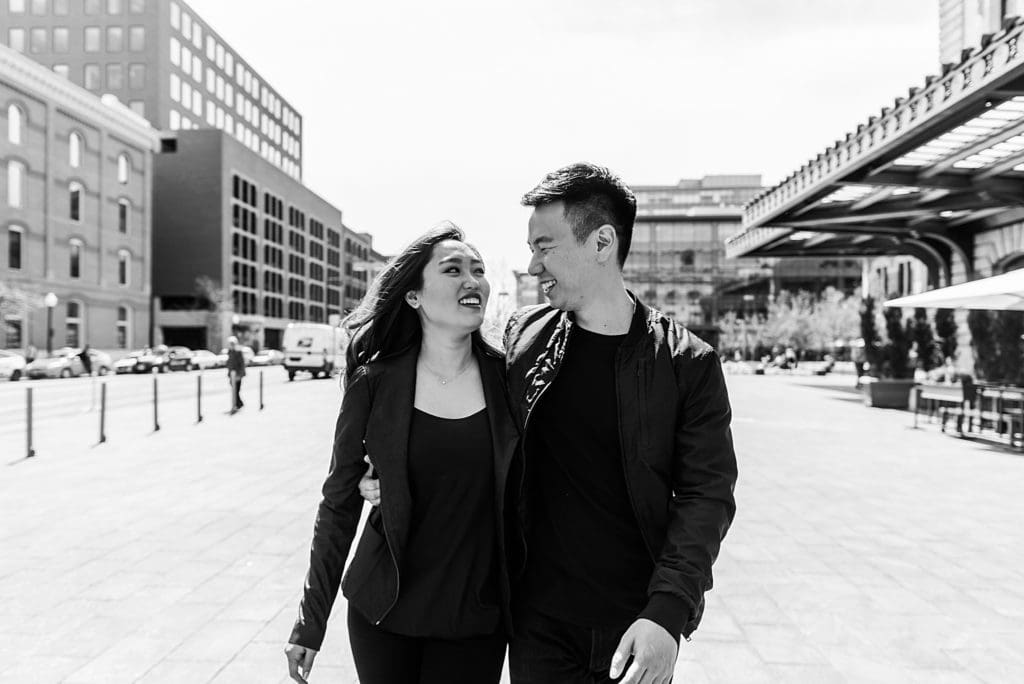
[520, 325, 653, 628]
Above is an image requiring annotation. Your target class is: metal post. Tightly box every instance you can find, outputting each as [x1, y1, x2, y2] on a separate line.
[259, 370, 264, 410]
[46, 306, 53, 356]
[26, 387, 35, 458]
[99, 382, 107, 443]
[153, 376, 160, 431]
[197, 373, 203, 423]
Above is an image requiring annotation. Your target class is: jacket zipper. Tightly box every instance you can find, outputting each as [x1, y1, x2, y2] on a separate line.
[364, 439, 401, 626]
[616, 350, 656, 562]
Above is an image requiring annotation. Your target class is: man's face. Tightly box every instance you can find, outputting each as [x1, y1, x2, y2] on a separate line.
[527, 202, 597, 312]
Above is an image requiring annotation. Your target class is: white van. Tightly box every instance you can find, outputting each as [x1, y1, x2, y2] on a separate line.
[282, 323, 346, 381]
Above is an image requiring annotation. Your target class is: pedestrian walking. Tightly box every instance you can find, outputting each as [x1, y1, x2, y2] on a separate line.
[360, 163, 737, 684]
[285, 223, 519, 684]
[226, 336, 246, 412]
[78, 343, 93, 376]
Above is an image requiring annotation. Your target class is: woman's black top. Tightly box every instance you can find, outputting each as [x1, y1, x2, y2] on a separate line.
[379, 407, 501, 638]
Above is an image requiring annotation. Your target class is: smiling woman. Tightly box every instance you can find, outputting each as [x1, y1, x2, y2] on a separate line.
[286, 221, 517, 684]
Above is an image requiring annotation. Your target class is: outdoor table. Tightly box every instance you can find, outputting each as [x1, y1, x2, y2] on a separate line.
[974, 386, 1024, 450]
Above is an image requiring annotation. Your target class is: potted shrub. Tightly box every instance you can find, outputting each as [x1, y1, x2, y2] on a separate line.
[860, 297, 916, 409]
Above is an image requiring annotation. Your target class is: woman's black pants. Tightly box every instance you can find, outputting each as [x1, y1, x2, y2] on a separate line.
[347, 606, 507, 684]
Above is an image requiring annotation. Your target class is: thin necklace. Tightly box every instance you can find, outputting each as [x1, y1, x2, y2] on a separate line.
[421, 358, 473, 386]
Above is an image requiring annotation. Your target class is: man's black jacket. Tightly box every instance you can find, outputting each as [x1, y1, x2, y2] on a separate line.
[503, 294, 737, 639]
[289, 344, 520, 651]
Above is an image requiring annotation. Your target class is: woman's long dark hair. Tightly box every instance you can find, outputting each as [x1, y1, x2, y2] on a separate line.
[344, 221, 500, 382]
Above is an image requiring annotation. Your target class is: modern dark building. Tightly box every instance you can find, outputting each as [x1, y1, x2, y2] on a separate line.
[1, 0, 303, 180]
[2, 43, 158, 351]
[153, 129, 338, 352]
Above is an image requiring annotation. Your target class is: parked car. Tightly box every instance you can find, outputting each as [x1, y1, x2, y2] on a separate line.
[251, 348, 284, 366]
[114, 350, 145, 374]
[132, 345, 171, 373]
[166, 346, 196, 371]
[0, 350, 27, 381]
[25, 347, 112, 379]
[189, 349, 220, 370]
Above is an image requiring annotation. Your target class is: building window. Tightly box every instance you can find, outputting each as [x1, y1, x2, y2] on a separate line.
[53, 64, 69, 78]
[30, 0, 45, 13]
[66, 300, 82, 347]
[107, 0, 121, 13]
[84, 0, 99, 12]
[6, 160, 24, 208]
[129, 26, 144, 51]
[8, 0, 25, 12]
[29, 27, 47, 53]
[7, 104, 23, 144]
[169, 36, 180, 66]
[83, 64, 100, 90]
[117, 154, 129, 184]
[169, 109, 180, 129]
[7, 226, 22, 269]
[53, 27, 69, 53]
[118, 198, 129, 233]
[69, 131, 81, 167]
[169, 0, 179, 28]
[69, 181, 82, 221]
[84, 26, 101, 52]
[106, 26, 123, 52]
[118, 250, 130, 285]
[106, 63, 123, 90]
[4, 315, 22, 348]
[69, 239, 82, 278]
[129, 100, 144, 117]
[128, 0, 143, 13]
[181, 11, 192, 40]
[125, 62, 144, 89]
[116, 305, 129, 348]
[8, 28, 25, 52]
[170, 72, 180, 101]
[54, 0, 67, 14]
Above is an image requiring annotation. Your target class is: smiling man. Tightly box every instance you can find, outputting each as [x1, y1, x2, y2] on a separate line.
[502, 162, 738, 684]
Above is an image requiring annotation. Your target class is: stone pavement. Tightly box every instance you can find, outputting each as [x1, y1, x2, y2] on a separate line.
[0, 371, 1022, 683]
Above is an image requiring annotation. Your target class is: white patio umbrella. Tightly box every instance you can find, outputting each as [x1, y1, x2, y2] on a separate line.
[883, 268, 1024, 311]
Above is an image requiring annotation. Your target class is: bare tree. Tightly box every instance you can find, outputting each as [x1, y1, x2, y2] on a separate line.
[194, 276, 230, 351]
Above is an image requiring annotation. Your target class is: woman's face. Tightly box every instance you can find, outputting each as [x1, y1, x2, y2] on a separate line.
[410, 239, 490, 334]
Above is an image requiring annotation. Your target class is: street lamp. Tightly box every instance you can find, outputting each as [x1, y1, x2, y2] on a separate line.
[43, 292, 57, 356]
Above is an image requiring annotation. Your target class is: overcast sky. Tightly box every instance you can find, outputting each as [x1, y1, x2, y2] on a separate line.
[187, 0, 939, 286]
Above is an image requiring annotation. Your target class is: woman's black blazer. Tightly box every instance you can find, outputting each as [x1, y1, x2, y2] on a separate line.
[289, 344, 520, 651]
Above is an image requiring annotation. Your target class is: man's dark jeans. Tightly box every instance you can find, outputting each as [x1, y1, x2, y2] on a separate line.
[509, 606, 633, 684]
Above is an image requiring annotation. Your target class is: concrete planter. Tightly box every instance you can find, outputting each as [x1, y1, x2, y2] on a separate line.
[862, 379, 916, 409]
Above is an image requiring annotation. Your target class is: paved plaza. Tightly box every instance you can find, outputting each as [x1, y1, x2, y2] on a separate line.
[0, 369, 1022, 683]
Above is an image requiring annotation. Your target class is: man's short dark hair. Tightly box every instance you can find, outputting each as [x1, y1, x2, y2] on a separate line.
[521, 162, 637, 267]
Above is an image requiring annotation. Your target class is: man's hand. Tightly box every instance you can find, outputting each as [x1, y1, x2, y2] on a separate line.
[358, 456, 379, 506]
[284, 643, 317, 683]
[609, 618, 678, 684]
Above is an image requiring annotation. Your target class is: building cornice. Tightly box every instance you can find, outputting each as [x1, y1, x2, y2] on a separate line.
[0, 44, 159, 150]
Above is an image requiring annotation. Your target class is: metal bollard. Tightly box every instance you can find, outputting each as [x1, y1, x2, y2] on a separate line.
[259, 370, 264, 410]
[197, 373, 203, 423]
[26, 387, 35, 458]
[99, 382, 107, 443]
[153, 376, 160, 431]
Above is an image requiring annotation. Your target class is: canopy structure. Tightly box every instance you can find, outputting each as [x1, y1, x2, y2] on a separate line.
[884, 267, 1024, 310]
[726, 18, 1024, 286]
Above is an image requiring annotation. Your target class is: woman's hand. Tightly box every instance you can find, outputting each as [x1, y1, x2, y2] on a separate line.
[284, 643, 317, 683]
[358, 456, 380, 506]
